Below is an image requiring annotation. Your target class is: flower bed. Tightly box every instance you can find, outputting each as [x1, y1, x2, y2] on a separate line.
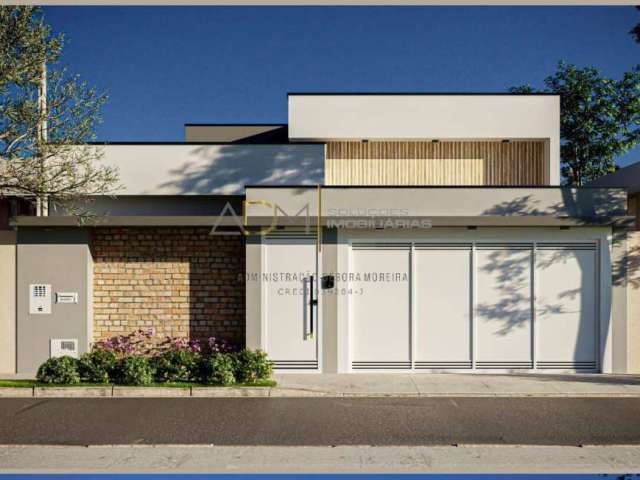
[33, 329, 274, 387]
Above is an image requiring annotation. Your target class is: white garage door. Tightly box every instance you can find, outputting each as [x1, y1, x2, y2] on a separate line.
[414, 244, 472, 369]
[536, 243, 598, 370]
[350, 243, 411, 370]
[475, 244, 533, 369]
[349, 239, 599, 372]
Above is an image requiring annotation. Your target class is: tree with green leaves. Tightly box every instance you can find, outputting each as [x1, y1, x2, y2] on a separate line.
[0, 6, 118, 215]
[511, 61, 640, 186]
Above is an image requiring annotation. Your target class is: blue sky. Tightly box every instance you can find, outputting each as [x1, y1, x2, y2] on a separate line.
[43, 6, 640, 165]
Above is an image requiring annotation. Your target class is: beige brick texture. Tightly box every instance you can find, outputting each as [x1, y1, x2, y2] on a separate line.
[92, 227, 245, 346]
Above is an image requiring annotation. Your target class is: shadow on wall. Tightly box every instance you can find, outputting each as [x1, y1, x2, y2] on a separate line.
[481, 189, 627, 219]
[159, 145, 324, 195]
[476, 248, 532, 337]
[479, 188, 638, 369]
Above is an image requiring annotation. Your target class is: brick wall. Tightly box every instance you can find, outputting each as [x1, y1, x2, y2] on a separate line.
[92, 227, 245, 345]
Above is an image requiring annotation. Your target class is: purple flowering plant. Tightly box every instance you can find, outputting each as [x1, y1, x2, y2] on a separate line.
[207, 336, 237, 353]
[94, 328, 155, 358]
[160, 336, 202, 353]
[93, 328, 239, 359]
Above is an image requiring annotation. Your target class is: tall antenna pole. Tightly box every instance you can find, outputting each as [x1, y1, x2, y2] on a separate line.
[36, 57, 48, 216]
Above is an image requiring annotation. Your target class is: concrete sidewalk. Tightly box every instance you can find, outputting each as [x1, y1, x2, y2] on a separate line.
[273, 373, 640, 397]
[2, 445, 640, 473]
[2, 373, 640, 397]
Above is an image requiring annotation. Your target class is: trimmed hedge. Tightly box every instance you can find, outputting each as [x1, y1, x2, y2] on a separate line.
[36, 356, 81, 384]
[234, 349, 273, 383]
[200, 352, 236, 385]
[113, 356, 154, 386]
[152, 349, 200, 383]
[35, 347, 274, 386]
[78, 349, 117, 384]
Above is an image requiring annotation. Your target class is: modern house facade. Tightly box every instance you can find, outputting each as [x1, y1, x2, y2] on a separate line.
[0, 93, 637, 375]
[588, 161, 640, 373]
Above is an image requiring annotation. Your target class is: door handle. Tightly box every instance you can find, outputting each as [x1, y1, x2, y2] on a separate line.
[309, 274, 318, 338]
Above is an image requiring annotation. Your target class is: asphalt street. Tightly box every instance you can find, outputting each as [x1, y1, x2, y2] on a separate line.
[0, 397, 639, 446]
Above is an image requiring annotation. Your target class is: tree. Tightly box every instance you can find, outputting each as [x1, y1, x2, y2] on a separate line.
[0, 6, 118, 215]
[631, 6, 640, 43]
[511, 61, 640, 185]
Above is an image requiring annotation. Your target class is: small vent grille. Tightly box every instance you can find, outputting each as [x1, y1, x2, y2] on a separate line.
[273, 360, 318, 370]
[415, 361, 472, 369]
[265, 228, 317, 241]
[476, 243, 533, 251]
[536, 242, 597, 251]
[351, 243, 411, 250]
[352, 361, 411, 370]
[60, 341, 75, 351]
[50, 339, 79, 359]
[476, 361, 533, 369]
[537, 361, 597, 370]
[414, 243, 473, 250]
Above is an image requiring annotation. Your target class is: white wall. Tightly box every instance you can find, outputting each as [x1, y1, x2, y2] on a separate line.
[289, 95, 561, 185]
[0, 232, 16, 374]
[99, 144, 324, 195]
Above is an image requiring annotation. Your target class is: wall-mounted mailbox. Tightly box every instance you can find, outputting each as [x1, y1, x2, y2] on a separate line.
[56, 292, 79, 304]
[29, 284, 52, 314]
[321, 275, 335, 290]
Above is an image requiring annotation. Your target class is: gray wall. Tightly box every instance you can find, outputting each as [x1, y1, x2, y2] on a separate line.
[51, 195, 244, 217]
[321, 228, 338, 373]
[245, 187, 628, 222]
[185, 125, 288, 143]
[16, 228, 92, 375]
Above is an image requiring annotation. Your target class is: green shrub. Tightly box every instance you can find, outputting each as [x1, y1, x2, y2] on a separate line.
[113, 356, 154, 386]
[234, 349, 273, 383]
[36, 356, 81, 384]
[78, 349, 117, 384]
[152, 349, 200, 382]
[199, 352, 236, 385]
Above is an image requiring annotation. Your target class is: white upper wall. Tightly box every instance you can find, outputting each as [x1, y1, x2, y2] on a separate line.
[288, 94, 561, 184]
[99, 144, 324, 195]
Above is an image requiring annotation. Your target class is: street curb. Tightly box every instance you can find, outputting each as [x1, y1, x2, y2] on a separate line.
[0, 387, 35, 398]
[1, 387, 640, 398]
[192, 387, 270, 397]
[113, 387, 191, 397]
[34, 387, 113, 397]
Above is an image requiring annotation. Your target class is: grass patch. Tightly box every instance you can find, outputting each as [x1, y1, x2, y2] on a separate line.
[132, 379, 277, 388]
[0, 379, 277, 388]
[0, 380, 37, 388]
[0, 380, 113, 388]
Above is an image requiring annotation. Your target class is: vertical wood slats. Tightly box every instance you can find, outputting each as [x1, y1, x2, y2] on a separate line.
[325, 141, 545, 186]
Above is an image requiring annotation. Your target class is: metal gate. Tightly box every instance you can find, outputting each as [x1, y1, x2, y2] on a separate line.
[349, 240, 599, 372]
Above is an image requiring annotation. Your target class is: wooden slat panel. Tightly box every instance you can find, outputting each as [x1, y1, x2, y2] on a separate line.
[325, 141, 545, 186]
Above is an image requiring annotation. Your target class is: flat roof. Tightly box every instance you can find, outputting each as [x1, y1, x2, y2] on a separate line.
[245, 185, 627, 190]
[87, 141, 321, 146]
[587, 161, 640, 194]
[184, 123, 286, 127]
[287, 92, 559, 96]
[11, 215, 633, 228]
